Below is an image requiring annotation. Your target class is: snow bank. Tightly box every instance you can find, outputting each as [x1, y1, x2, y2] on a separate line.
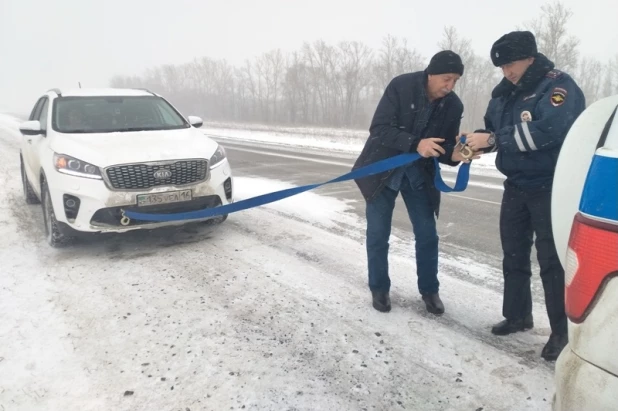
[233, 176, 359, 229]
[0, 113, 23, 140]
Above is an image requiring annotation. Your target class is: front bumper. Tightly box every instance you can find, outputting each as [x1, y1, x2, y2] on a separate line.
[45, 160, 233, 233]
[552, 346, 618, 411]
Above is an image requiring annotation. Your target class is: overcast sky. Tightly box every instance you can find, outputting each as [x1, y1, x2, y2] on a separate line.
[1, 0, 616, 114]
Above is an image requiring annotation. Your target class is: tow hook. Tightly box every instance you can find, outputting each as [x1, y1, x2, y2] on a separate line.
[120, 210, 131, 226]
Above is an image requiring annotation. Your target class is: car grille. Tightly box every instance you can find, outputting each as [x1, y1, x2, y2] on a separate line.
[105, 160, 208, 190]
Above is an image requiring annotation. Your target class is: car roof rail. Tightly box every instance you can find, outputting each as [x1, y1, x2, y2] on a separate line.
[47, 88, 62, 96]
[134, 88, 156, 95]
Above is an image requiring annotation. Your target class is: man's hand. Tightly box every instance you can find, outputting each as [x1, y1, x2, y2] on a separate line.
[417, 137, 446, 158]
[450, 134, 481, 163]
[464, 132, 492, 151]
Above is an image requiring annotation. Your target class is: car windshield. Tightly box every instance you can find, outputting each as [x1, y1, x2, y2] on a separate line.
[51, 95, 190, 133]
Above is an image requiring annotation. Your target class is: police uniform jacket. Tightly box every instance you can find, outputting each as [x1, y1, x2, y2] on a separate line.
[480, 53, 586, 188]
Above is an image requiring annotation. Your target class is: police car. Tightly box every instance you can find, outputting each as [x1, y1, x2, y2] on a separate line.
[551, 94, 618, 410]
[19, 88, 233, 247]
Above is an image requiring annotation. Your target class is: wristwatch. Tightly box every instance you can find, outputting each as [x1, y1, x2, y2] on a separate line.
[487, 132, 496, 146]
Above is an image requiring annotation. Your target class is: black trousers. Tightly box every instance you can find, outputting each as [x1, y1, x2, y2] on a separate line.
[499, 182, 567, 335]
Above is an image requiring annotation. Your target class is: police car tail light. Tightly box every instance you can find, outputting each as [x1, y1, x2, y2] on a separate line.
[565, 212, 618, 324]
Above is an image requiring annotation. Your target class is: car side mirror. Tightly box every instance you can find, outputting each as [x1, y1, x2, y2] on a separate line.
[188, 116, 203, 128]
[19, 120, 44, 136]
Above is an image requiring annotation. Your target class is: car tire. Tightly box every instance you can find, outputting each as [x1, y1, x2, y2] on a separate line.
[41, 181, 74, 248]
[21, 156, 40, 205]
[203, 214, 228, 225]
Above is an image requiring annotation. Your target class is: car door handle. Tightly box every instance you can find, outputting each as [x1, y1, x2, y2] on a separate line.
[27, 139, 32, 144]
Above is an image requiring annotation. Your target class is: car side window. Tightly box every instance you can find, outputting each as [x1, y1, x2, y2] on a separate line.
[38, 98, 49, 131]
[29, 97, 46, 121]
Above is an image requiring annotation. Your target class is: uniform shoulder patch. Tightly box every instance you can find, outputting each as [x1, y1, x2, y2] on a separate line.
[545, 69, 564, 79]
[550, 87, 568, 107]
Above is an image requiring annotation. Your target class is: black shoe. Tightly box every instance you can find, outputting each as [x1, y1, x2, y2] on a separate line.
[371, 291, 391, 312]
[491, 314, 534, 335]
[541, 333, 568, 361]
[422, 293, 444, 315]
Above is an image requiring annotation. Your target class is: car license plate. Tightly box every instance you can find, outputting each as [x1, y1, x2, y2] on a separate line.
[136, 189, 192, 207]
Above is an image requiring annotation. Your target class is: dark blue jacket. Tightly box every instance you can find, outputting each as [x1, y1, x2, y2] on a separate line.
[481, 53, 586, 188]
[352, 70, 463, 217]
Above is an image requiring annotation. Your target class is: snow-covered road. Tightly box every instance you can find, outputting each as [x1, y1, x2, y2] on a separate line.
[0, 114, 555, 411]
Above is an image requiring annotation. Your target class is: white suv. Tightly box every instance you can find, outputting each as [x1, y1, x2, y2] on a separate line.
[19, 88, 233, 247]
[551, 94, 618, 410]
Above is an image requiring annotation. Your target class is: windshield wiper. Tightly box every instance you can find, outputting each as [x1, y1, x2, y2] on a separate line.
[114, 127, 151, 132]
[62, 129, 96, 133]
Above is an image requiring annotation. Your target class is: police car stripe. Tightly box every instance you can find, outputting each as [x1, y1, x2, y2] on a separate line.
[520, 122, 538, 150]
[513, 127, 527, 151]
[579, 154, 618, 221]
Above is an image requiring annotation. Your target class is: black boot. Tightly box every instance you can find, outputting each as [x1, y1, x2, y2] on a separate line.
[491, 314, 534, 335]
[371, 291, 391, 312]
[541, 333, 568, 361]
[422, 293, 444, 315]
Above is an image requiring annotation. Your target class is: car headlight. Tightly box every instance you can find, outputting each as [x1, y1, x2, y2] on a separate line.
[209, 145, 226, 169]
[53, 153, 102, 180]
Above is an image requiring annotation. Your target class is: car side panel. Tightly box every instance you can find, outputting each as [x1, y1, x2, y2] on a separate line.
[21, 96, 46, 194]
[567, 277, 618, 378]
[553, 346, 618, 411]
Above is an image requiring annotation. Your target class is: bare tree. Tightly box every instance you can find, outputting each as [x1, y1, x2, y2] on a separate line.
[437, 26, 500, 132]
[610, 55, 618, 96]
[522, 1, 580, 72]
[373, 35, 424, 91]
[336, 41, 373, 126]
[301, 40, 341, 125]
[108, 0, 613, 130]
[283, 52, 312, 124]
[438, 26, 474, 103]
[577, 59, 604, 104]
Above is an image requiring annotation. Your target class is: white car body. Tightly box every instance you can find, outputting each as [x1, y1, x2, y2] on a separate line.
[551, 94, 618, 410]
[19, 88, 233, 247]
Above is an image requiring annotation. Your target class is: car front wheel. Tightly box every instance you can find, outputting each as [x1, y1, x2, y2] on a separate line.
[203, 214, 228, 225]
[41, 181, 73, 248]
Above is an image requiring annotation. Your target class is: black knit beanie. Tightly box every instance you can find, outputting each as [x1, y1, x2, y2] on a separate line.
[491, 31, 538, 66]
[426, 50, 464, 76]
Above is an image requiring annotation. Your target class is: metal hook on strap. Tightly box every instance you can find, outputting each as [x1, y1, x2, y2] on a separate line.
[119, 209, 131, 226]
[456, 135, 476, 160]
[460, 144, 475, 159]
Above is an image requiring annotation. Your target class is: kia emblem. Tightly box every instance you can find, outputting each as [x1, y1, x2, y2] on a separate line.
[154, 169, 172, 179]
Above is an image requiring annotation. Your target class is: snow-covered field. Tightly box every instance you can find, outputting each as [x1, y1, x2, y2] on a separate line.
[0, 113, 555, 411]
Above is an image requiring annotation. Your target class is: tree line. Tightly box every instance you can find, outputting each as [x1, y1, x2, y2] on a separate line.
[110, 1, 618, 132]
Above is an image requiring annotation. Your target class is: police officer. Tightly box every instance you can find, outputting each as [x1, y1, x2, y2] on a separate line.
[465, 31, 586, 361]
[353, 50, 474, 315]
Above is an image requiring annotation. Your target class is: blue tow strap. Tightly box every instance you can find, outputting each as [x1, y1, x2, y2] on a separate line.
[122, 153, 471, 222]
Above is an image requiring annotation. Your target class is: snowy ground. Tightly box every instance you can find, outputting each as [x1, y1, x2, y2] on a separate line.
[0, 113, 556, 411]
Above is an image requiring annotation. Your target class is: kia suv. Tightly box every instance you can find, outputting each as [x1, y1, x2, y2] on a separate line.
[551, 94, 618, 410]
[19, 88, 233, 247]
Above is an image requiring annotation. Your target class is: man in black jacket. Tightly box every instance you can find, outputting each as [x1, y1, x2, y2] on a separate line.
[465, 31, 585, 361]
[353, 50, 473, 315]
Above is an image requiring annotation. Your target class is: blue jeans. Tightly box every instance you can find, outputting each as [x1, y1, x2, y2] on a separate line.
[365, 177, 439, 295]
